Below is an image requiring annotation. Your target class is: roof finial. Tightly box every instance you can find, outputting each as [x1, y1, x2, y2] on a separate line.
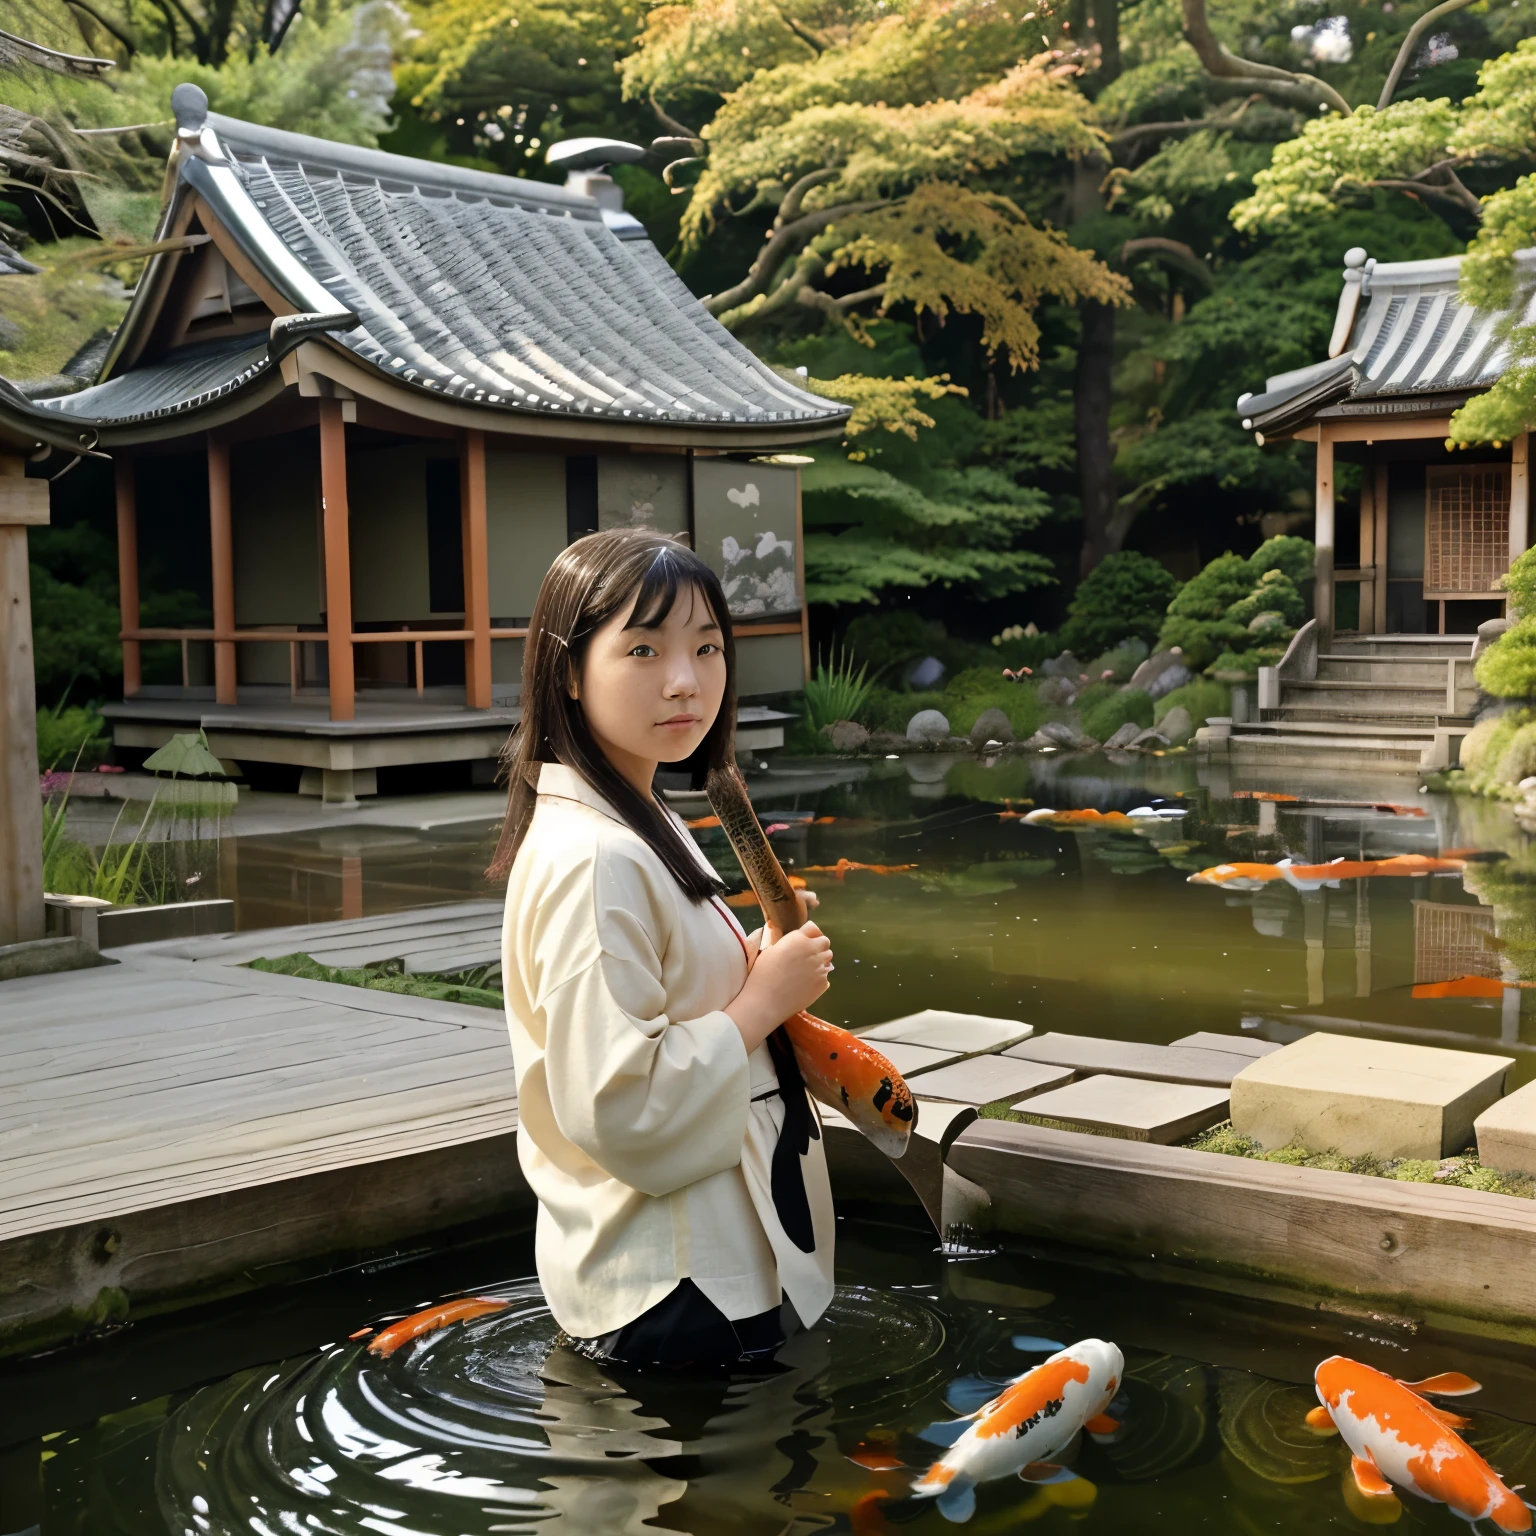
[172, 82, 209, 137]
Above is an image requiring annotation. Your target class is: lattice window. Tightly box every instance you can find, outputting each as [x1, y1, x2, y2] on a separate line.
[1425, 465, 1510, 595]
[1413, 900, 1498, 983]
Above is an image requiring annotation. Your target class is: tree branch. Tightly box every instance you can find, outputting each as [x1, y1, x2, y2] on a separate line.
[778, 166, 839, 224]
[61, 0, 137, 57]
[772, 4, 830, 54]
[1119, 236, 1215, 285]
[704, 198, 887, 316]
[1378, 0, 1477, 109]
[1181, 0, 1350, 114]
[0, 24, 113, 76]
[1362, 174, 1480, 218]
[797, 281, 889, 314]
[650, 94, 700, 140]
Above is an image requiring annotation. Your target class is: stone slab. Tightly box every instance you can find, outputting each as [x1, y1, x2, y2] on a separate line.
[1475, 1079, 1536, 1179]
[1003, 1032, 1256, 1087]
[913, 1056, 1073, 1106]
[875, 1041, 963, 1077]
[862, 1009, 1033, 1054]
[1230, 1032, 1513, 1160]
[1172, 1031, 1283, 1059]
[1009, 1076, 1230, 1144]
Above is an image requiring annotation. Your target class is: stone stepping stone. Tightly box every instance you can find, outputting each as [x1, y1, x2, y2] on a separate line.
[1230, 1032, 1513, 1160]
[862, 1009, 1033, 1054]
[1171, 1031, 1283, 1059]
[913, 1056, 1073, 1106]
[1011, 1076, 1231, 1144]
[1475, 1079, 1536, 1178]
[1003, 1032, 1255, 1087]
[875, 1041, 962, 1077]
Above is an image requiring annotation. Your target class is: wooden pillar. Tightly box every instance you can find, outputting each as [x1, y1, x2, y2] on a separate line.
[1510, 433, 1530, 590]
[206, 435, 237, 705]
[0, 454, 49, 945]
[795, 468, 810, 682]
[459, 427, 492, 710]
[1373, 462, 1389, 635]
[114, 457, 141, 698]
[318, 399, 355, 722]
[1357, 456, 1375, 638]
[1315, 430, 1335, 638]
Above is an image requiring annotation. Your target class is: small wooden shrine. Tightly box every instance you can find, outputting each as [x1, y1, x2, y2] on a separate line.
[0, 86, 846, 800]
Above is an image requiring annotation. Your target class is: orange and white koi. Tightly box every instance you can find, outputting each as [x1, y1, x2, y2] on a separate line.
[1413, 975, 1505, 999]
[798, 859, 918, 878]
[366, 1297, 509, 1357]
[1022, 808, 1134, 828]
[1309, 1356, 1530, 1531]
[724, 874, 806, 909]
[1187, 853, 1467, 891]
[911, 1339, 1124, 1522]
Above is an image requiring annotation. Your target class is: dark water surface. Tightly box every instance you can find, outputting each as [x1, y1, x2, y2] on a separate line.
[8, 1217, 1536, 1535]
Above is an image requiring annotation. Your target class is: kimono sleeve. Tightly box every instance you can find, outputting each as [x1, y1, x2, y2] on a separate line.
[532, 841, 750, 1199]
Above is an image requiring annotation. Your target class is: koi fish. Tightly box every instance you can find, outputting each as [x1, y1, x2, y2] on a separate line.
[1413, 975, 1505, 999]
[367, 1297, 509, 1357]
[1023, 808, 1134, 828]
[1187, 854, 1467, 891]
[1234, 791, 1299, 802]
[911, 1339, 1124, 1522]
[1308, 1356, 1530, 1531]
[725, 873, 806, 908]
[764, 823, 792, 835]
[798, 859, 918, 878]
[706, 764, 917, 1162]
[686, 814, 722, 829]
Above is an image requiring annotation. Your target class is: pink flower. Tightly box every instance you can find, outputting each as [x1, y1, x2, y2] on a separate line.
[764, 823, 791, 835]
[1101, 670, 1114, 679]
[98, 763, 125, 773]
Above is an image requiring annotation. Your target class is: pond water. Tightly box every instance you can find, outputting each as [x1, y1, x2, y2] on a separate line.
[219, 752, 1536, 1084]
[9, 1216, 1536, 1536]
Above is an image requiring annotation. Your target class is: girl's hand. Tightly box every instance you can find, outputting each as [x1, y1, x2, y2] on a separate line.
[726, 920, 833, 1052]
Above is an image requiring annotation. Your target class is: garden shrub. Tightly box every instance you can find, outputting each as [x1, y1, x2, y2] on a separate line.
[860, 688, 948, 733]
[1059, 552, 1179, 657]
[844, 612, 990, 682]
[1082, 687, 1153, 742]
[1156, 541, 1315, 673]
[1494, 721, 1536, 788]
[993, 630, 1062, 671]
[945, 683, 1045, 740]
[35, 704, 109, 770]
[1476, 615, 1536, 698]
[1086, 638, 1150, 683]
[1459, 709, 1530, 787]
[1154, 679, 1232, 730]
[1247, 534, 1316, 588]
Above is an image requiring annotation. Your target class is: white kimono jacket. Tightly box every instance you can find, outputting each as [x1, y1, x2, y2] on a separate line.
[501, 762, 835, 1339]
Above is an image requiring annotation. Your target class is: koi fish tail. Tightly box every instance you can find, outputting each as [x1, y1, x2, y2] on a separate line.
[936, 1475, 976, 1523]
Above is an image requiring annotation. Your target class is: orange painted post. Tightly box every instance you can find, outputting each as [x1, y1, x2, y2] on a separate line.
[459, 427, 492, 709]
[207, 435, 237, 704]
[114, 457, 141, 698]
[1315, 429, 1335, 639]
[318, 399, 355, 721]
[341, 854, 363, 920]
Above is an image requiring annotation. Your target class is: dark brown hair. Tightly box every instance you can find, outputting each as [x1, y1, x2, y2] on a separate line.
[487, 527, 736, 899]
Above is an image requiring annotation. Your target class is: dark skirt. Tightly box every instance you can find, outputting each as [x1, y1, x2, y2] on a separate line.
[564, 1277, 795, 1370]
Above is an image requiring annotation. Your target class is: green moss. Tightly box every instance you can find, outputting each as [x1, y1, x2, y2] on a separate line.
[1153, 679, 1232, 729]
[1082, 687, 1153, 743]
[249, 953, 505, 1010]
[1461, 709, 1536, 794]
[1186, 1122, 1536, 1198]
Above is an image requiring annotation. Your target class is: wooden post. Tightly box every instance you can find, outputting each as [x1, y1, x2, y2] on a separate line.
[1373, 462, 1390, 635]
[459, 428, 492, 710]
[115, 457, 141, 698]
[1315, 430, 1335, 639]
[206, 435, 237, 705]
[795, 468, 810, 682]
[1510, 434, 1530, 603]
[0, 453, 48, 946]
[1357, 455, 1375, 637]
[318, 399, 355, 722]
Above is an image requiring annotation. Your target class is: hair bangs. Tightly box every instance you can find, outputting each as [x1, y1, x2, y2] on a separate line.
[623, 545, 721, 634]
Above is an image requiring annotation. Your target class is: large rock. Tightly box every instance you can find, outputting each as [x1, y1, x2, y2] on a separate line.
[906, 655, 946, 690]
[1129, 727, 1170, 750]
[1103, 721, 1142, 750]
[970, 706, 1014, 744]
[1127, 650, 1193, 701]
[1230, 1032, 1513, 1159]
[1024, 719, 1094, 751]
[867, 730, 907, 754]
[1037, 676, 1079, 707]
[906, 708, 951, 743]
[823, 719, 869, 753]
[1157, 705, 1194, 745]
[1041, 650, 1083, 679]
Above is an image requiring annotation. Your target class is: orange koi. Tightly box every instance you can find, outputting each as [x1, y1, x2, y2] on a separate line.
[686, 814, 722, 829]
[1310, 1356, 1528, 1531]
[1188, 854, 1466, 891]
[725, 874, 807, 908]
[911, 1340, 1123, 1522]
[1023, 808, 1134, 827]
[1412, 975, 1505, 999]
[798, 859, 917, 878]
[367, 1297, 509, 1356]
[1234, 791, 1299, 802]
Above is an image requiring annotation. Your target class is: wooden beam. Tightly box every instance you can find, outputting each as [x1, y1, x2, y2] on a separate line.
[318, 400, 355, 722]
[1374, 462, 1390, 634]
[0, 453, 45, 946]
[1356, 453, 1375, 635]
[1510, 435, 1529, 594]
[459, 428, 492, 710]
[1315, 430, 1335, 638]
[206, 435, 236, 705]
[1321, 416, 1455, 444]
[114, 458, 141, 698]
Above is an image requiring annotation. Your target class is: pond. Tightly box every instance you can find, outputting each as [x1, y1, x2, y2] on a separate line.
[219, 752, 1536, 1085]
[8, 1214, 1536, 1536]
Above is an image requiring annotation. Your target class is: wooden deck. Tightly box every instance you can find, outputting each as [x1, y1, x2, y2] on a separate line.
[0, 902, 516, 1247]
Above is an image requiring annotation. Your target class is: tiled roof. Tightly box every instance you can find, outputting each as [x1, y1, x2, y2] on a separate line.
[9, 100, 846, 441]
[1237, 248, 1536, 435]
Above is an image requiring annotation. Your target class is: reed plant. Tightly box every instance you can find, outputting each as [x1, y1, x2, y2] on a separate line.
[803, 649, 876, 733]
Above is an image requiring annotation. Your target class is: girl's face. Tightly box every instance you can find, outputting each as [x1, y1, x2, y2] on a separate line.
[574, 582, 727, 788]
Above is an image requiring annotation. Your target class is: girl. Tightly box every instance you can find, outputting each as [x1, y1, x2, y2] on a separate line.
[491, 528, 836, 1370]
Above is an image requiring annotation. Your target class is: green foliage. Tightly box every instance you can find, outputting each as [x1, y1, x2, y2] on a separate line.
[943, 681, 1044, 740]
[1087, 639, 1150, 683]
[35, 705, 108, 771]
[1081, 687, 1153, 743]
[249, 953, 506, 1010]
[1476, 617, 1536, 699]
[1249, 535, 1317, 588]
[859, 687, 948, 734]
[1459, 708, 1536, 791]
[1156, 540, 1313, 672]
[1059, 551, 1179, 657]
[1154, 678, 1232, 730]
[42, 792, 162, 905]
[803, 650, 875, 732]
[992, 630, 1062, 670]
